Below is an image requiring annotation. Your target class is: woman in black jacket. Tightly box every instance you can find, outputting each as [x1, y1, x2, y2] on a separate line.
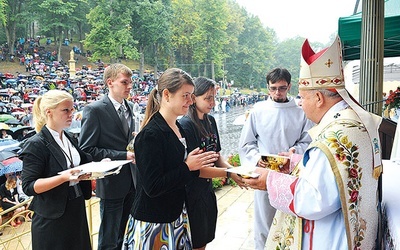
[20, 90, 93, 250]
[0, 175, 26, 226]
[179, 77, 244, 249]
[123, 68, 218, 249]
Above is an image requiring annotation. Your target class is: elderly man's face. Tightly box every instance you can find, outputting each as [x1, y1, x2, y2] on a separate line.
[298, 90, 320, 123]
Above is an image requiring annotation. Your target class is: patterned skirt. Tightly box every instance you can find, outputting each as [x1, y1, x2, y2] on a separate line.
[122, 205, 192, 250]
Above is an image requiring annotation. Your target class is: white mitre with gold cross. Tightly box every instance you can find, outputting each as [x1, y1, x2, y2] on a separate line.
[298, 36, 382, 178]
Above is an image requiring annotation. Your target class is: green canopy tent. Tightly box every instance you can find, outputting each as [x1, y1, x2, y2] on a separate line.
[338, 0, 400, 60]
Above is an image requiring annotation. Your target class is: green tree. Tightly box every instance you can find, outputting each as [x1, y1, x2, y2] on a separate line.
[1, 0, 26, 58]
[274, 36, 307, 95]
[219, 0, 245, 90]
[84, 0, 138, 62]
[33, 0, 81, 61]
[130, 0, 172, 77]
[191, 0, 229, 80]
[171, 0, 199, 73]
[0, 0, 6, 25]
[73, 0, 92, 52]
[226, 10, 276, 88]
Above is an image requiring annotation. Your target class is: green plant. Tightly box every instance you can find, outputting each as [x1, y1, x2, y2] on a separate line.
[227, 153, 241, 166]
[212, 153, 241, 190]
[212, 177, 225, 189]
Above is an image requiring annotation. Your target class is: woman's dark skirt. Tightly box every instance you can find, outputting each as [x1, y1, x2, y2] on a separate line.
[31, 195, 91, 250]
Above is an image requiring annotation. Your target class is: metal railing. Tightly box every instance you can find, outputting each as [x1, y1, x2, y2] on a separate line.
[0, 197, 101, 250]
[0, 198, 34, 250]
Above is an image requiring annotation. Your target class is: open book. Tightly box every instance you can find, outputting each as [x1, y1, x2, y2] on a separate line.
[59, 160, 132, 180]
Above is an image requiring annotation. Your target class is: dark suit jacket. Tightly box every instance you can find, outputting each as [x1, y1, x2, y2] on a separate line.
[20, 126, 92, 219]
[79, 95, 135, 199]
[132, 112, 199, 223]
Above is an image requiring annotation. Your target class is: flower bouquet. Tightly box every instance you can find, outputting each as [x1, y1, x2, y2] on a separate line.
[385, 88, 400, 110]
[384, 88, 400, 121]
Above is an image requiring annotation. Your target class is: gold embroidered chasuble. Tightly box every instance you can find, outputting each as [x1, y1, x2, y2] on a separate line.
[266, 108, 380, 249]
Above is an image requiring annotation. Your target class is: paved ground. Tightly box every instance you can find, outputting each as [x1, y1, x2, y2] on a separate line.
[212, 105, 250, 158]
[207, 106, 256, 250]
[208, 185, 255, 249]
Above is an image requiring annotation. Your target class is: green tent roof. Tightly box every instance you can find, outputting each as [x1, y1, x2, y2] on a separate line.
[338, 0, 400, 60]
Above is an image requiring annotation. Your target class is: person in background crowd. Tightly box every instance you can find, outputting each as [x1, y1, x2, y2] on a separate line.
[0, 175, 26, 227]
[221, 98, 227, 113]
[179, 77, 245, 249]
[79, 63, 136, 250]
[1, 130, 12, 139]
[123, 68, 218, 249]
[15, 172, 30, 203]
[238, 67, 313, 250]
[243, 37, 383, 249]
[20, 90, 93, 249]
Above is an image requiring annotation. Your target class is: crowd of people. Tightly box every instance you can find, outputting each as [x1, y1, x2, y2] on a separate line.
[0, 35, 385, 250]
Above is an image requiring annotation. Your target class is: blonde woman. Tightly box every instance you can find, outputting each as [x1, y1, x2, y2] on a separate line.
[20, 90, 93, 250]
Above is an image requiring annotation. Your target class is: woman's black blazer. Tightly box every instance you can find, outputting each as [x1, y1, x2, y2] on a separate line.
[20, 126, 92, 219]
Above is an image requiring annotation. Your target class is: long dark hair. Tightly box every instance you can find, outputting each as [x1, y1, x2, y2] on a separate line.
[141, 68, 194, 129]
[187, 77, 215, 137]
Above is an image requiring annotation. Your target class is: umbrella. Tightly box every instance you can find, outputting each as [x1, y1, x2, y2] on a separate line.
[0, 150, 17, 161]
[10, 126, 34, 140]
[0, 139, 21, 152]
[5, 118, 22, 126]
[0, 114, 14, 122]
[0, 123, 10, 130]
[34, 76, 44, 81]
[0, 157, 23, 175]
[11, 96, 21, 100]
[5, 79, 17, 84]
[21, 103, 33, 108]
[11, 111, 26, 116]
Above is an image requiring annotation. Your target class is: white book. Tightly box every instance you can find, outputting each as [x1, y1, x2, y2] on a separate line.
[225, 166, 260, 179]
[58, 160, 132, 180]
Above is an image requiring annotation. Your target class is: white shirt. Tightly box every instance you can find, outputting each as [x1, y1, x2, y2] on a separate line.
[109, 95, 129, 121]
[47, 126, 80, 185]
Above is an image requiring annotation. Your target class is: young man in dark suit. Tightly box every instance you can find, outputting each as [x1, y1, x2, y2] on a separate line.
[79, 63, 136, 250]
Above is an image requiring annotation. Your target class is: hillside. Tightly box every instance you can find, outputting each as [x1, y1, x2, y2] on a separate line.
[0, 43, 146, 75]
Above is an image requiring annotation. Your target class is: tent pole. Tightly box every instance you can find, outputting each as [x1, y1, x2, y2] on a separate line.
[353, 0, 361, 15]
[359, 0, 384, 115]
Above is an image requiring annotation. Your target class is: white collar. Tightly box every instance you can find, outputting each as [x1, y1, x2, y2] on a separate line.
[109, 95, 126, 111]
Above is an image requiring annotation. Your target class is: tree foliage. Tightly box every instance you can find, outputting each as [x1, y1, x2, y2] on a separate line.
[190, 0, 229, 79]
[171, 0, 198, 71]
[84, 0, 139, 62]
[1, 0, 27, 56]
[225, 11, 275, 88]
[0, 0, 6, 25]
[130, 0, 172, 76]
[1, 0, 313, 89]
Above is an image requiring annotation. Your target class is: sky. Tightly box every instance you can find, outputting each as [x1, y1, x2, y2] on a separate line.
[235, 0, 358, 44]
